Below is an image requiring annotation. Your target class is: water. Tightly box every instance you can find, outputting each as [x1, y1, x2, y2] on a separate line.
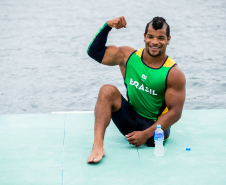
[154, 141, 164, 157]
[0, 0, 226, 113]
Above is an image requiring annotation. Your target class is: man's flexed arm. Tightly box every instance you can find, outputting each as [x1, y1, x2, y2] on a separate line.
[87, 16, 132, 66]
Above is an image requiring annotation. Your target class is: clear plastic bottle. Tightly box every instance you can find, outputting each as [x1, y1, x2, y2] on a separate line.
[154, 124, 165, 156]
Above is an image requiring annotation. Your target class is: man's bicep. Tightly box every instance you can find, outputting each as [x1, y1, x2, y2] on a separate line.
[165, 85, 185, 113]
[101, 46, 135, 66]
[101, 45, 124, 66]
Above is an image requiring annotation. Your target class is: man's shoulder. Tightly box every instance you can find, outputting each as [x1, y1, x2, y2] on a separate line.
[119, 46, 136, 56]
[167, 65, 186, 89]
[118, 46, 136, 66]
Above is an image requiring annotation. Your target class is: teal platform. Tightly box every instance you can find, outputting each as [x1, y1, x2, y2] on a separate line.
[0, 109, 226, 185]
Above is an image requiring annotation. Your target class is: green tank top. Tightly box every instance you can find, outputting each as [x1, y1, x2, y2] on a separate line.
[124, 48, 177, 120]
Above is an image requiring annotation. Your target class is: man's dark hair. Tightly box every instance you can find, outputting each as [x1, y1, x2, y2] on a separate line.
[145, 17, 170, 37]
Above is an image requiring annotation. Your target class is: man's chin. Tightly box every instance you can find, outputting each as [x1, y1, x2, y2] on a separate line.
[147, 50, 161, 57]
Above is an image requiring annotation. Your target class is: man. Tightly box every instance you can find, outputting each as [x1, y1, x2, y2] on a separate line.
[86, 16, 186, 163]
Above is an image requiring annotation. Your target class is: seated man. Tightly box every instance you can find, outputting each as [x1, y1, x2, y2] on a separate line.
[86, 16, 186, 163]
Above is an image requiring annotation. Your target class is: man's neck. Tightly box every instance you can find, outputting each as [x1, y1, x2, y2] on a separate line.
[142, 49, 167, 68]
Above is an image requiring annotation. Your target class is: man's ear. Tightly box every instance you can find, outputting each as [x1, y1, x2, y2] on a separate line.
[144, 33, 146, 42]
[167, 36, 171, 43]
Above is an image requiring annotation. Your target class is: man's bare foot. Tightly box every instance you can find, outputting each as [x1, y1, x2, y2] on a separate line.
[87, 146, 106, 163]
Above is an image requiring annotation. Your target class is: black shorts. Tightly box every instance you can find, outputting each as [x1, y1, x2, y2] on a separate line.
[111, 95, 170, 147]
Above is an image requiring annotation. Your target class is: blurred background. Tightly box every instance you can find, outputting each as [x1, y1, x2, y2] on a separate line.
[0, 0, 226, 113]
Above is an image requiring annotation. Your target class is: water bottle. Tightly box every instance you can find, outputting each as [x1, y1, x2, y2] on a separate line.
[154, 124, 164, 156]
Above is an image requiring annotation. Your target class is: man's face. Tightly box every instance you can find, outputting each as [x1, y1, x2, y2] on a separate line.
[144, 25, 171, 57]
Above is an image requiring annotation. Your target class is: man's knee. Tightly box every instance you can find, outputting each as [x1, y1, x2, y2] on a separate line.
[98, 85, 121, 111]
[99, 85, 119, 98]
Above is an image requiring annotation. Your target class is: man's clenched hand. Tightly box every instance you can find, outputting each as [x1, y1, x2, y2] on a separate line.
[107, 16, 127, 29]
[125, 131, 148, 147]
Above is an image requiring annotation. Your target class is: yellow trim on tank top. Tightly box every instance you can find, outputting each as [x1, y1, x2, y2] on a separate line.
[163, 57, 176, 67]
[164, 134, 170, 142]
[158, 107, 168, 119]
[135, 48, 143, 57]
[135, 48, 176, 68]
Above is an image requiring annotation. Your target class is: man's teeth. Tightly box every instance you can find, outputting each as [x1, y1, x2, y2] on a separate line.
[151, 46, 159, 49]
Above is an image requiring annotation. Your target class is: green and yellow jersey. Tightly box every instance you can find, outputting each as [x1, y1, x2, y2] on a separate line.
[124, 48, 177, 120]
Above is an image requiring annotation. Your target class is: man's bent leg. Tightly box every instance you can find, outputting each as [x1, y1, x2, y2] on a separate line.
[87, 85, 122, 163]
[111, 95, 138, 136]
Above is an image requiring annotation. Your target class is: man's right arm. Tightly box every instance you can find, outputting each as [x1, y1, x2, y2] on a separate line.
[87, 16, 133, 66]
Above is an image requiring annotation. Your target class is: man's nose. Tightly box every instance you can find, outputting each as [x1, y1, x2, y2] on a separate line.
[152, 38, 158, 45]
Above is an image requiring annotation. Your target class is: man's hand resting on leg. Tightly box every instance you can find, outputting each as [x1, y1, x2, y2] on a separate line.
[126, 131, 149, 147]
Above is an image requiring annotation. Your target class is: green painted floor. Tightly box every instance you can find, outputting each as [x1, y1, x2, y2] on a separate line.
[0, 109, 226, 185]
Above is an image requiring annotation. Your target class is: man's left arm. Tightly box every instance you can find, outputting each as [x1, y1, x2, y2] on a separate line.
[126, 66, 186, 146]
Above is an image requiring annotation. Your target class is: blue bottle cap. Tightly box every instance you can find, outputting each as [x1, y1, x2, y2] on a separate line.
[186, 148, 191, 151]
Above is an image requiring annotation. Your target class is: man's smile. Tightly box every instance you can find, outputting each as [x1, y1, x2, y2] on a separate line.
[149, 46, 161, 51]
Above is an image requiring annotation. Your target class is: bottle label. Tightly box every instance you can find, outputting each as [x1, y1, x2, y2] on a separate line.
[154, 132, 164, 141]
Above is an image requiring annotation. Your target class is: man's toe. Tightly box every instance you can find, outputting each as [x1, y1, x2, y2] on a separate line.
[93, 157, 101, 163]
[87, 157, 93, 163]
